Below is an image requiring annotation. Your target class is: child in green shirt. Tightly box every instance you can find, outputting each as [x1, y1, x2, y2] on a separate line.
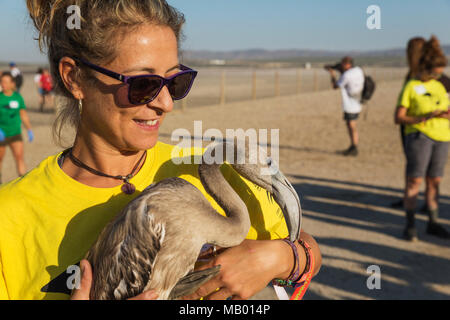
[0, 72, 33, 184]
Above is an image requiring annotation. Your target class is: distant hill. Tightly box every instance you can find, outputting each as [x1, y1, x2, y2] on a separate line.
[181, 45, 450, 66]
[2, 45, 449, 69]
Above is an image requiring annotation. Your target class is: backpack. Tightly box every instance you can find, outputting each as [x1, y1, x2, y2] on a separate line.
[361, 75, 376, 103]
[14, 73, 23, 89]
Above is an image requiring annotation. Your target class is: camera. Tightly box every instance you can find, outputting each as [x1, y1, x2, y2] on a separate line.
[324, 63, 344, 74]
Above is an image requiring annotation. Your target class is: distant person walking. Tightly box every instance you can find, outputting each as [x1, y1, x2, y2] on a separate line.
[9, 62, 24, 93]
[39, 68, 54, 112]
[0, 72, 34, 184]
[327, 56, 365, 156]
[395, 36, 450, 241]
[34, 68, 44, 109]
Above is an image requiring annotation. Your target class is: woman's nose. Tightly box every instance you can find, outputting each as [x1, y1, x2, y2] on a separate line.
[147, 85, 173, 114]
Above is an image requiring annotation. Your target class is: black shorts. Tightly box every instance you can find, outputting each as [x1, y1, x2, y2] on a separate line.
[0, 134, 23, 147]
[343, 112, 360, 121]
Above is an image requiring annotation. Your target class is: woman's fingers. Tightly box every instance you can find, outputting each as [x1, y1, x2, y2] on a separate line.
[70, 259, 93, 300]
[181, 277, 224, 300]
[203, 287, 233, 300]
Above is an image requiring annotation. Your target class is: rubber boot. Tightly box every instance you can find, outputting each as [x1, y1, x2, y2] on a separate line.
[403, 210, 418, 241]
[426, 209, 450, 239]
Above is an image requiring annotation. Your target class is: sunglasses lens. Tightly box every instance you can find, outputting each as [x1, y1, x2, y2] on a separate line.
[129, 77, 162, 104]
[169, 72, 195, 100]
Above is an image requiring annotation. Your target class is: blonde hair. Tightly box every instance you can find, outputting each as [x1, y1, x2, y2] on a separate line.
[26, 0, 185, 146]
[418, 35, 448, 82]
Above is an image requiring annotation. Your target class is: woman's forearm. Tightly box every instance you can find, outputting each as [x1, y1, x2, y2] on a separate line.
[275, 230, 321, 280]
[20, 110, 32, 131]
[395, 106, 426, 125]
[395, 106, 445, 125]
[396, 115, 424, 125]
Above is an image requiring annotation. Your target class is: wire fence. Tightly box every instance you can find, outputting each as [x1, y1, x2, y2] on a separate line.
[14, 64, 449, 112]
[174, 67, 410, 110]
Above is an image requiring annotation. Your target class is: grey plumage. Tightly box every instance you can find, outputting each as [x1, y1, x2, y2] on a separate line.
[85, 141, 302, 300]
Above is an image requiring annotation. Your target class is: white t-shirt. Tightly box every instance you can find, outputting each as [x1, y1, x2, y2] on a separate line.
[10, 67, 21, 78]
[336, 66, 365, 114]
[34, 74, 41, 84]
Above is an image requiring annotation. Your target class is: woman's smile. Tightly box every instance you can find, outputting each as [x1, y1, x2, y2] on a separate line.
[133, 118, 160, 131]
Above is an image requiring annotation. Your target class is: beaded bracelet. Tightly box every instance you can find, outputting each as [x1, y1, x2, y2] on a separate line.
[272, 238, 311, 288]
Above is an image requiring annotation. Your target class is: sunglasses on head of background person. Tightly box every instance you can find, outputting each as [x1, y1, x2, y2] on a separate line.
[74, 58, 197, 105]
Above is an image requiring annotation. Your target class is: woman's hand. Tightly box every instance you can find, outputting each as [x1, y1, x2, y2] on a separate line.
[182, 239, 292, 300]
[27, 130, 34, 143]
[436, 108, 450, 120]
[395, 106, 444, 125]
[328, 68, 336, 78]
[422, 110, 443, 122]
[70, 259, 159, 300]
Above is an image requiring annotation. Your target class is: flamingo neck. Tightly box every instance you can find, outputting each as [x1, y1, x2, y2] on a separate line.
[198, 162, 250, 235]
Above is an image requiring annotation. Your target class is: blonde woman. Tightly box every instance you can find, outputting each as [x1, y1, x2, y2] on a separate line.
[0, 0, 321, 300]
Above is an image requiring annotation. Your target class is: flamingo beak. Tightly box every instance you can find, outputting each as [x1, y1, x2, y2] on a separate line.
[271, 170, 302, 242]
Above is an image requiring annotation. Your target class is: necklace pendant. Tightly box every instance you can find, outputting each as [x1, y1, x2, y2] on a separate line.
[121, 182, 136, 195]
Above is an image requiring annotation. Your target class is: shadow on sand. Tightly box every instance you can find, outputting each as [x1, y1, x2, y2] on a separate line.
[289, 174, 450, 300]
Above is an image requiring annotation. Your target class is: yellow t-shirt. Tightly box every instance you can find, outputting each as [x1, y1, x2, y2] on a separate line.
[399, 79, 450, 142]
[0, 142, 288, 300]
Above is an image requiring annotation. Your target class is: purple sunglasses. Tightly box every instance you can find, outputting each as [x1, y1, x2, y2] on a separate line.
[75, 58, 197, 105]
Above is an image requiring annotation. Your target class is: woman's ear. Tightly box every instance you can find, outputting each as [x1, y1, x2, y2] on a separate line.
[59, 57, 84, 100]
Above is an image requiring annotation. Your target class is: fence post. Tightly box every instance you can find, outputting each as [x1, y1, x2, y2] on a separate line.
[252, 70, 257, 100]
[314, 69, 319, 92]
[220, 70, 226, 105]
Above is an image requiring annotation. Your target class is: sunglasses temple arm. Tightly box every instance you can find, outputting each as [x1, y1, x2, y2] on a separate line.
[78, 58, 127, 83]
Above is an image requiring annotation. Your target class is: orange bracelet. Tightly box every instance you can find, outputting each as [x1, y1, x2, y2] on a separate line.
[290, 239, 314, 300]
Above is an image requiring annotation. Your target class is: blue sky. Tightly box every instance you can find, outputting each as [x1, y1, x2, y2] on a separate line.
[1, 0, 449, 63]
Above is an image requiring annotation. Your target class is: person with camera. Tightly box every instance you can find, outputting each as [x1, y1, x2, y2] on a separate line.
[327, 56, 365, 156]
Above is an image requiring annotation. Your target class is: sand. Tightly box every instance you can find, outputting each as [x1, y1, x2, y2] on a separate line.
[1, 73, 449, 300]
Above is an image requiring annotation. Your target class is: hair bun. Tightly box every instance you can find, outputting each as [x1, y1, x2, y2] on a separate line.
[423, 35, 445, 57]
[419, 35, 448, 80]
[428, 35, 441, 49]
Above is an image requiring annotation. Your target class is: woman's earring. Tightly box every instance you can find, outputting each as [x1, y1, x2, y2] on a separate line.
[78, 99, 83, 115]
